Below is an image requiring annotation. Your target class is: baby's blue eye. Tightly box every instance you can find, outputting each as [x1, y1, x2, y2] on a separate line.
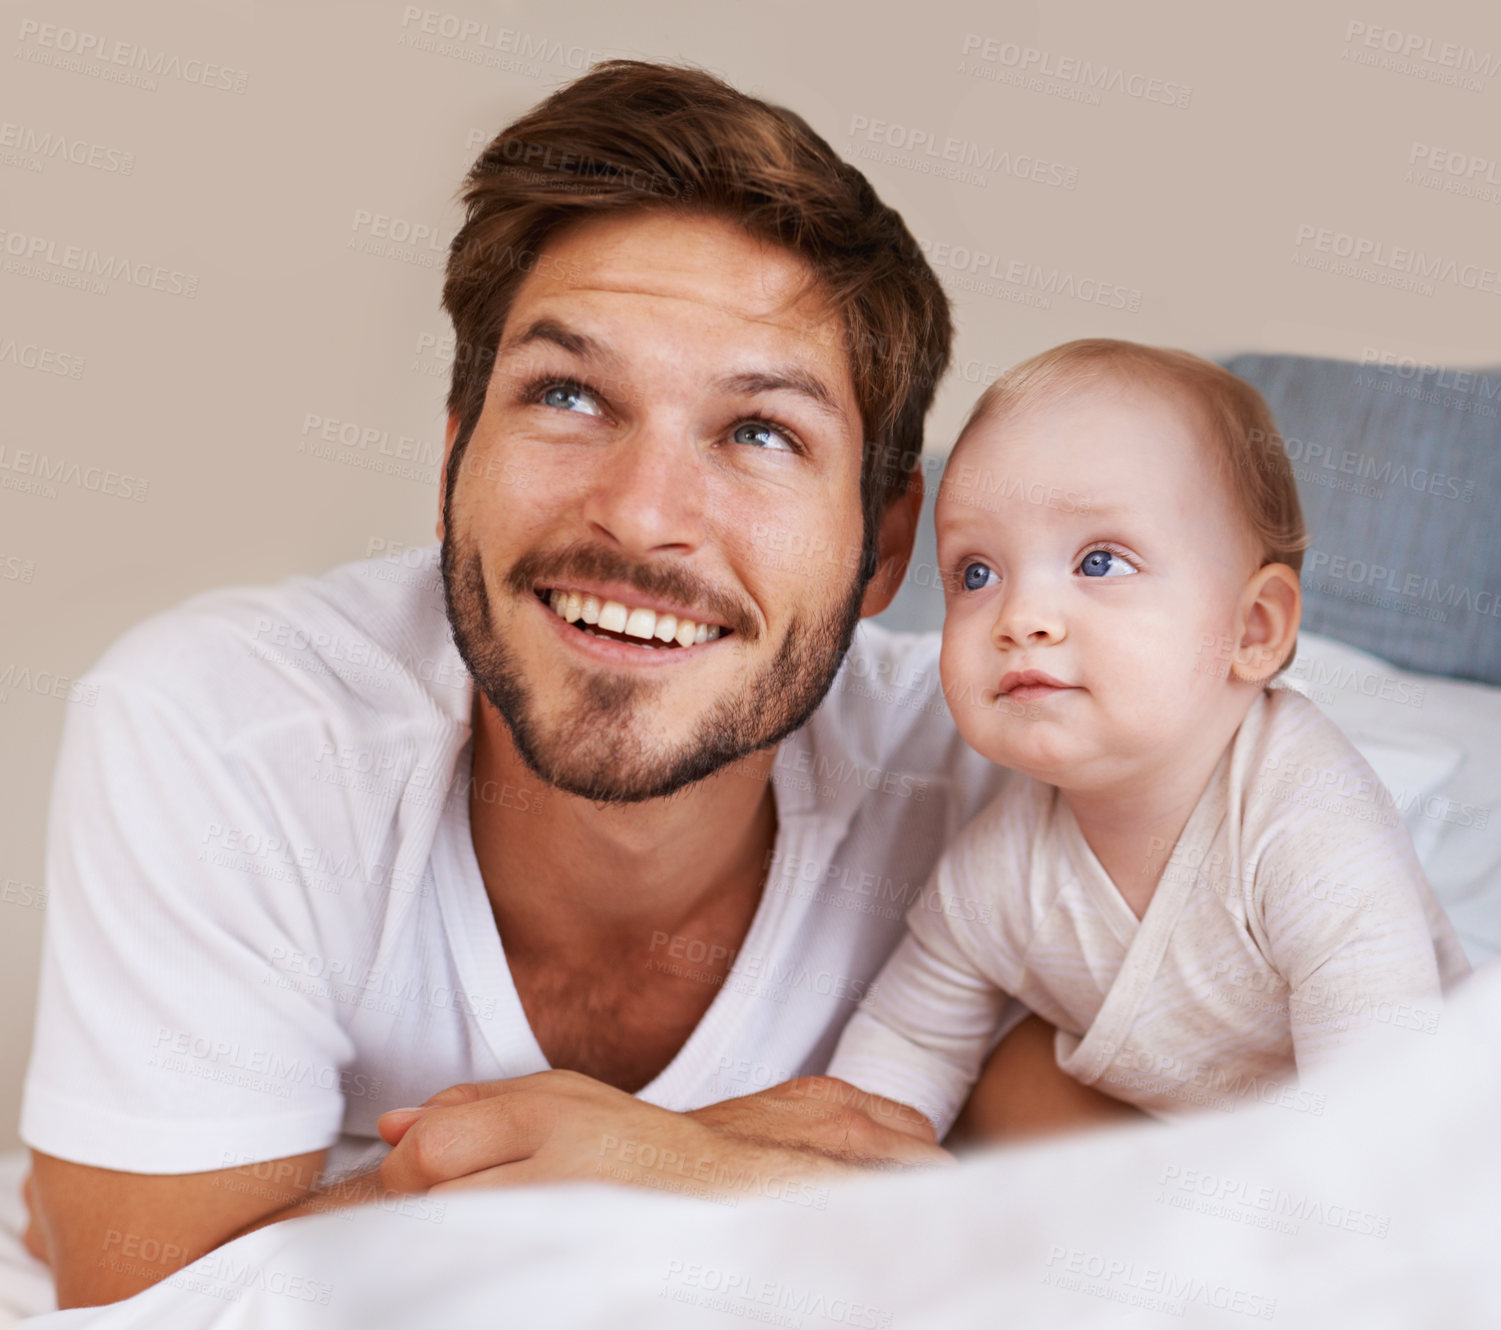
[542, 384, 602, 415]
[731, 422, 793, 453]
[962, 561, 997, 591]
[1079, 549, 1135, 578]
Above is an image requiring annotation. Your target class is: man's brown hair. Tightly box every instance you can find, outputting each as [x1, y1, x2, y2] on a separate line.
[442, 60, 953, 573]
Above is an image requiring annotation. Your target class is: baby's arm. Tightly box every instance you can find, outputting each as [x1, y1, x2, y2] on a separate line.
[828, 816, 1025, 1139]
[1256, 814, 1469, 1075]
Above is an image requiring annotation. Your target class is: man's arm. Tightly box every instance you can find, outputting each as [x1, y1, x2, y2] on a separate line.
[368, 1029, 1138, 1203]
[374, 1013, 1146, 1199]
[28, 1147, 328, 1309]
[372, 1070, 949, 1199]
[23, 669, 368, 1307]
[28, 1022, 1135, 1309]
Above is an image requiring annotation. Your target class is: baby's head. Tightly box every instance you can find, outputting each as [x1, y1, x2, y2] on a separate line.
[935, 339, 1307, 792]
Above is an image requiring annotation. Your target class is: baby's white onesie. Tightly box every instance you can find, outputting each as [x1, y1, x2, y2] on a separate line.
[829, 687, 1472, 1136]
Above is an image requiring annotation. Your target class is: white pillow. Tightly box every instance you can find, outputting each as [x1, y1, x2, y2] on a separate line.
[1282, 633, 1501, 964]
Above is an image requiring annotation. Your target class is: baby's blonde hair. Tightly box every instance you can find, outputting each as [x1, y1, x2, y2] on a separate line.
[960, 339, 1309, 575]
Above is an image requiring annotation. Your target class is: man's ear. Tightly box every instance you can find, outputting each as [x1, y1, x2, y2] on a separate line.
[860, 469, 924, 618]
[1229, 563, 1302, 684]
[435, 413, 462, 542]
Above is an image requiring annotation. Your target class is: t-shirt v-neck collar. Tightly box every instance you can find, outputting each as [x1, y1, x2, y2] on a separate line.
[429, 727, 829, 1104]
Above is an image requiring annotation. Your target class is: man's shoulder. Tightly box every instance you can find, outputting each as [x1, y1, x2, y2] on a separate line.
[812, 620, 943, 746]
[799, 620, 1009, 819]
[87, 544, 470, 747]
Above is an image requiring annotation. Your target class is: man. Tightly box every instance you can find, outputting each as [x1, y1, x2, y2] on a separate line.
[21, 61, 1130, 1309]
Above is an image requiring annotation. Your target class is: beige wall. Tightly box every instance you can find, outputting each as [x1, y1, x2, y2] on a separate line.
[3, 0, 1500, 1147]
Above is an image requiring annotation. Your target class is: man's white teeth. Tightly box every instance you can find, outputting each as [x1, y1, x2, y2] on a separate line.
[547, 590, 722, 647]
[624, 607, 655, 640]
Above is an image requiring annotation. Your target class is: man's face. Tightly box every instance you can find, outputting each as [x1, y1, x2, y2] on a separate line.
[441, 210, 871, 803]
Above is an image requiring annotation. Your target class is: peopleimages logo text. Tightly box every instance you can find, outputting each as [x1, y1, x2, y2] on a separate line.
[958, 34, 1192, 108]
[1293, 225, 1501, 295]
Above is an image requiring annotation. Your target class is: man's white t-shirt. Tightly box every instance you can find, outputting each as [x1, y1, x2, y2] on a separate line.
[21, 545, 1011, 1179]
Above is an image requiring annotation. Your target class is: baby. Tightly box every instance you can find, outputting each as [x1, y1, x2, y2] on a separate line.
[828, 338, 1470, 1133]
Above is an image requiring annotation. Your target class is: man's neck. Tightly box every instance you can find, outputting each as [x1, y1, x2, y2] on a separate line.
[466, 693, 779, 962]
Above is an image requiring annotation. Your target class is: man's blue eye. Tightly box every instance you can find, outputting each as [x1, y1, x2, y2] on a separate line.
[732, 422, 793, 452]
[541, 384, 601, 415]
[1080, 549, 1135, 578]
[962, 561, 996, 591]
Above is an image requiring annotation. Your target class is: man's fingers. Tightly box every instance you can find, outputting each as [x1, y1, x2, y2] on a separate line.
[690, 1076, 949, 1168]
[375, 1109, 427, 1146]
[425, 1157, 581, 1194]
[425, 1165, 520, 1194]
[420, 1081, 493, 1108]
[869, 1133, 956, 1169]
[378, 1093, 553, 1193]
[376, 1079, 528, 1146]
[774, 1076, 939, 1140]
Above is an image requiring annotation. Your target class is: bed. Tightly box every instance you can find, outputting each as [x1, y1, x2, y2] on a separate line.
[4, 353, 1499, 1326]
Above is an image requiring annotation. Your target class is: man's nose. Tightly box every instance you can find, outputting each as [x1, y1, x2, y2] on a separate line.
[990, 578, 1066, 649]
[579, 425, 706, 556]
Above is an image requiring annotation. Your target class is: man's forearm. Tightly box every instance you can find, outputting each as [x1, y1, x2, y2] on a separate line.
[225, 1165, 393, 1242]
[688, 1076, 947, 1163]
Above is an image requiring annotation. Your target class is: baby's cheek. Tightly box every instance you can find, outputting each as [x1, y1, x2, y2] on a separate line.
[1094, 621, 1205, 720]
[1128, 628, 1230, 721]
[938, 623, 990, 722]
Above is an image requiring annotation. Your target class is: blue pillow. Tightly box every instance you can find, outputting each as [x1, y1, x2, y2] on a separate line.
[1222, 354, 1501, 687]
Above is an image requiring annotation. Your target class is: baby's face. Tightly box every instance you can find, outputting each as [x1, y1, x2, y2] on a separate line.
[935, 378, 1261, 792]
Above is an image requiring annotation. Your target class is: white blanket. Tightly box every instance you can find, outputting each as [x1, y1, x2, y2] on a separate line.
[0, 1150, 51, 1327]
[12, 961, 1500, 1328]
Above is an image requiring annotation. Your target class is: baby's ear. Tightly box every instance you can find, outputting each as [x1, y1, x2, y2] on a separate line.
[1229, 564, 1302, 684]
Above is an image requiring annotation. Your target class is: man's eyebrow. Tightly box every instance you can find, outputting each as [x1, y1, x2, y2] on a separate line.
[716, 368, 845, 420]
[498, 317, 610, 362]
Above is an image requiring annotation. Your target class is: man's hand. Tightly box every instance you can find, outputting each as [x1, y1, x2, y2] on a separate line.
[687, 1075, 947, 1160]
[375, 1070, 948, 1199]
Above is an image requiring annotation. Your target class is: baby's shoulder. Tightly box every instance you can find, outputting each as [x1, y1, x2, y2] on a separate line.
[1240, 686, 1392, 817]
[1234, 686, 1420, 895]
[1256, 684, 1368, 761]
[944, 772, 1058, 875]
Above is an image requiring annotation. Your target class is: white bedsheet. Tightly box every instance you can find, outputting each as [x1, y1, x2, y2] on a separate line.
[1282, 633, 1501, 966]
[0, 1149, 52, 1328]
[12, 961, 1499, 1328]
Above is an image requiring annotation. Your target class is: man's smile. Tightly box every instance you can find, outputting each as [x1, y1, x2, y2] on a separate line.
[535, 584, 732, 657]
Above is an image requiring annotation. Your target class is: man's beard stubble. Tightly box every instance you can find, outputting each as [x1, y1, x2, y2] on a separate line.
[440, 527, 867, 804]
